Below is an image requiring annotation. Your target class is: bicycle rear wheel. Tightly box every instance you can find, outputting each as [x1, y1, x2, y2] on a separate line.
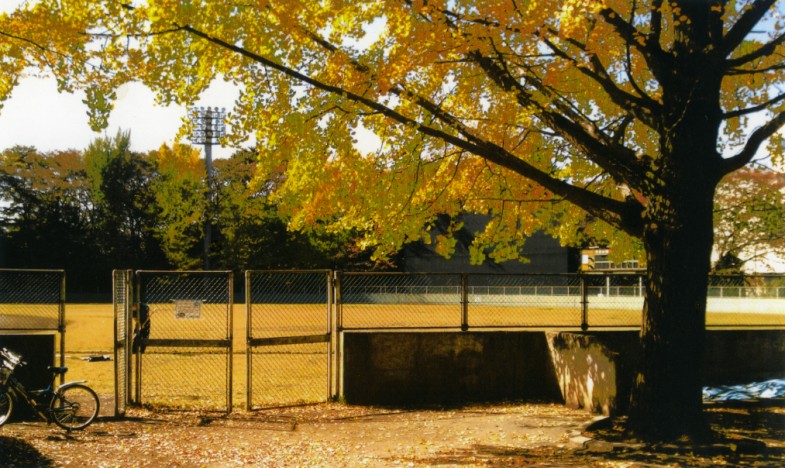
[50, 384, 99, 430]
[0, 389, 12, 427]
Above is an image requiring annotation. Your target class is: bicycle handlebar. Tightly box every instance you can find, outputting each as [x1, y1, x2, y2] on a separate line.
[0, 347, 26, 368]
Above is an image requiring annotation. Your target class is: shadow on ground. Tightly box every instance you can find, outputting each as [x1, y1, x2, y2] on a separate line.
[0, 436, 53, 467]
[390, 399, 785, 467]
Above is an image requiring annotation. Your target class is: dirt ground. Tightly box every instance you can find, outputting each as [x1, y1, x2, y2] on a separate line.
[1, 400, 784, 467]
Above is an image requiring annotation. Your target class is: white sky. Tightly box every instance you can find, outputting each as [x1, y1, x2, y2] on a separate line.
[0, 1, 242, 158]
[0, 76, 241, 158]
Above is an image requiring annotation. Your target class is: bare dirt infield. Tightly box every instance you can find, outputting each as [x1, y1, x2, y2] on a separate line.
[1, 400, 784, 467]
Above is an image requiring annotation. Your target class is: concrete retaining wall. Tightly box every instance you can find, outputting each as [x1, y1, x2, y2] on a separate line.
[342, 330, 785, 416]
[343, 332, 563, 405]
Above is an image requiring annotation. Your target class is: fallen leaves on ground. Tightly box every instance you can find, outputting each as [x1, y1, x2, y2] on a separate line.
[0, 401, 782, 467]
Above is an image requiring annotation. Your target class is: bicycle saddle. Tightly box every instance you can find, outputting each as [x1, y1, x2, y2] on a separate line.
[47, 366, 68, 374]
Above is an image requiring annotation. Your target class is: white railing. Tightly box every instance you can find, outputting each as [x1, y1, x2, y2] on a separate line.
[344, 284, 785, 298]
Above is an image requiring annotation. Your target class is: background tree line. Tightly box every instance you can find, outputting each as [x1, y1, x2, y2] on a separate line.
[0, 131, 384, 299]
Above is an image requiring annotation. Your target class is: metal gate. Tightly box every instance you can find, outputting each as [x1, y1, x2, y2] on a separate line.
[112, 269, 132, 417]
[246, 270, 333, 409]
[133, 270, 233, 412]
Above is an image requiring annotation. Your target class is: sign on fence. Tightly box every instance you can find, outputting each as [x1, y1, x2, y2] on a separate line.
[174, 300, 202, 320]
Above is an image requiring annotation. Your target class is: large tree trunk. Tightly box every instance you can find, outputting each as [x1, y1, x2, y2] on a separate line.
[627, 183, 716, 440]
[627, 159, 719, 441]
[625, 14, 726, 438]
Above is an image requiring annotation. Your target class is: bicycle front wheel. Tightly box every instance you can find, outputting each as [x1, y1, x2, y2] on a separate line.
[50, 384, 99, 430]
[0, 389, 12, 427]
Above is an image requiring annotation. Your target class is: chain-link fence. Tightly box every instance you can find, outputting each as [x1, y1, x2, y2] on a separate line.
[246, 270, 332, 409]
[707, 275, 785, 327]
[106, 269, 783, 412]
[0, 269, 64, 331]
[582, 273, 645, 328]
[0, 269, 65, 373]
[467, 274, 582, 328]
[338, 272, 462, 329]
[135, 271, 233, 412]
[337, 272, 785, 330]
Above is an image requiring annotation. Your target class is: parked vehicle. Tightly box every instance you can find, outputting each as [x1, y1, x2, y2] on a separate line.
[0, 347, 99, 431]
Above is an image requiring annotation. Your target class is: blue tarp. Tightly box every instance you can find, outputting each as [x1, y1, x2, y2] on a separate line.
[703, 378, 785, 402]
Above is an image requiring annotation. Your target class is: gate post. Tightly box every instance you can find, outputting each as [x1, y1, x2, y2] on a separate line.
[134, 270, 142, 405]
[580, 273, 589, 331]
[334, 271, 343, 399]
[228, 272, 234, 413]
[59, 271, 66, 380]
[460, 273, 469, 331]
[245, 270, 252, 411]
[112, 269, 133, 417]
[326, 270, 334, 400]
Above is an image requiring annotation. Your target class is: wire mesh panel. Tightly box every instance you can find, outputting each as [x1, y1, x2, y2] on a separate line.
[112, 270, 132, 417]
[246, 270, 331, 409]
[135, 271, 232, 412]
[583, 273, 645, 328]
[0, 269, 65, 374]
[137, 271, 232, 341]
[339, 273, 462, 329]
[707, 275, 785, 327]
[139, 345, 231, 409]
[249, 342, 329, 408]
[467, 274, 583, 328]
[0, 269, 64, 331]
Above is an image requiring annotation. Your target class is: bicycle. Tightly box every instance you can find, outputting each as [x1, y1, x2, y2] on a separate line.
[0, 347, 100, 431]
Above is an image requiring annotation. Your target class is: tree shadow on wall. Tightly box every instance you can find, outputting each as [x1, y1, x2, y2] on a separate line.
[0, 436, 54, 467]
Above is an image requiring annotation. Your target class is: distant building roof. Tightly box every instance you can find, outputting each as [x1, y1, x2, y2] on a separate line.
[401, 214, 577, 274]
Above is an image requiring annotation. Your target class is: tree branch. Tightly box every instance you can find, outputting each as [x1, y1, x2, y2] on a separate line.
[726, 31, 785, 68]
[180, 23, 643, 237]
[470, 49, 647, 195]
[297, 24, 645, 233]
[722, 110, 785, 174]
[723, 91, 785, 119]
[649, 0, 663, 47]
[721, 0, 778, 57]
[625, 1, 654, 107]
[541, 32, 659, 129]
[597, 7, 670, 83]
[728, 63, 785, 75]
[0, 29, 50, 53]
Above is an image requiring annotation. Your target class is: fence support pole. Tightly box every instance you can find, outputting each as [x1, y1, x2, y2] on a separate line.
[134, 270, 142, 406]
[326, 271, 334, 400]
[245, 272, 251, 411]
[461, 273, 469, 332]
[580, 274, 589, 331]
[227, 272, 234, 414]
[334, 271, 343, 399]
[59, 271, 66, 386]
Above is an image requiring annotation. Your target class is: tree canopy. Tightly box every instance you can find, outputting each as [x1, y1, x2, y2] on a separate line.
[714, 167, 785, 273]
[0, 137, 380, 295]
[3, 0, 785, 442]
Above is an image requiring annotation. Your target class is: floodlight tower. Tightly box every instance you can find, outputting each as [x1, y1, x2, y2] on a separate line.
[190, 106, 226, 269]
